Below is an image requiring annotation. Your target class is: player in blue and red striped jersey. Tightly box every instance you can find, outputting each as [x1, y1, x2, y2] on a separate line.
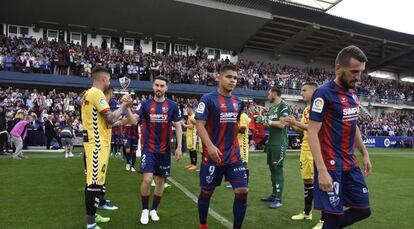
[195, 64, 248, 229]
[122, 122, 139, 172]
[124, 76, 183, 225]
[111, 125, 122, 157]
[308, 45, 372, 229]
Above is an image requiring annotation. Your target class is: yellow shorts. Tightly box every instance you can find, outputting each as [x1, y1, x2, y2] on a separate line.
[238, 136, 249, 163]
[299, 150, 314, 180]
[187, 134, 202, 152]
[84, 143, 110, 186]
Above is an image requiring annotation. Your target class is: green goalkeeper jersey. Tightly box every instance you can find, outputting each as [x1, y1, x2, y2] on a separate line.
[267, 101, 291, 146]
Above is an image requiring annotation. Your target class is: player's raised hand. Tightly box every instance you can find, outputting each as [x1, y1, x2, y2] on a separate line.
[175, 147, 183, 161]
[207, 144, 223, 163]
[318, 170, 333, 192]
[362, 155, 372, 177]
[121, 94, 132, 107]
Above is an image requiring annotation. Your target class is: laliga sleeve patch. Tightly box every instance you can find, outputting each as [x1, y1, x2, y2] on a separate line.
[99, 98, 108, 108]
[312, 97, 324, 113]
[196, 102, 206, 114]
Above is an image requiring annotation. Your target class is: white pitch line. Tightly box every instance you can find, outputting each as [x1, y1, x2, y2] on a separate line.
[168, 177, 233, 229]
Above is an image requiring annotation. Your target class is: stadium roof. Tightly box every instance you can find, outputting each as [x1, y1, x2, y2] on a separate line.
[270, 0, 343, 12]
[1, 0, 414, 76]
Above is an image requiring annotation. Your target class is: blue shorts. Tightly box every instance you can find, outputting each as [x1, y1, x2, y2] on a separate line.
[140, 151, 170, 177]
[111, 135, 122, 143]
[123, 138, 139, 149]
[314, 167, 370, 215]
[200, 161, 248, 190]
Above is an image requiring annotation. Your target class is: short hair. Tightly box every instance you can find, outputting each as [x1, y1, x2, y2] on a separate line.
[219, 64, 237, 74]
[335, 45, 368, 67]
[303, 82, 318, 88]
[154, 75, 169, 84]
[270, 86, 282, 96]
[91, 66, 111, 80]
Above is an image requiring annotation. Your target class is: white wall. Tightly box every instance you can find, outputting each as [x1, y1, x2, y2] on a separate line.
[140, 40, 152, 53]
[28, 27, 43, 41]
[87, 34, 106, 48]
[239, 48, 333, 70]
[188, 45, 198, 56]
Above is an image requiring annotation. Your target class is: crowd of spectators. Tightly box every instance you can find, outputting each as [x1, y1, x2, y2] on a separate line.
[359, 111, 414, 137]
[1, 36, 414, 102]
[2, 86, 413, 152]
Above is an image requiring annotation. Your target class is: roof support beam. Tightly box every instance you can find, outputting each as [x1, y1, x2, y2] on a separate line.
[306, 33, 353, 61]
[273, 23, 319, 56]
[368, 46, 414, 72]
[360, 40, 385, 54]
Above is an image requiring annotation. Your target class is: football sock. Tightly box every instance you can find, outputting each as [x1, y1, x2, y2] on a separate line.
[339, 208, 371, 227]
[304, 183, 314, 215]
[151, 195, 162, 210]
[85, 185, 102, 224]
[141, 195, 149, 210]
[130, 149, 137, 167]
[233, 192, 248, 229]
[198, 188, 214, 224]
[322, 213, 341, 229]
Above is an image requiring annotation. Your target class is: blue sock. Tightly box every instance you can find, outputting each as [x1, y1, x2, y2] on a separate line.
[198, 189, 213, 224]
[151, 195, 162, 210]
[323, 213, 341, 229]
[340, 208, 371, 228]
[233, 193, 248, 229]
[141, 195, 149, 210]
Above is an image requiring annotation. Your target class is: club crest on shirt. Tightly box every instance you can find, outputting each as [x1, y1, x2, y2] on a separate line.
[233, 103, 239, 110]
[312, 97, 324, 113]
[206, 175, 214, 184]
[162, 106, 168, 113]
[329, 196, 340, 207]
[196, 102, 205, 114]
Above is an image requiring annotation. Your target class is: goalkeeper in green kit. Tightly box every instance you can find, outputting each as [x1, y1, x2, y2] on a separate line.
[256, 86, 292, 209]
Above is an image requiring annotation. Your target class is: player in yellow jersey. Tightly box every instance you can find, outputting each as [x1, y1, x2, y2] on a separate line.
[82, 66, 131, 229]
[184, 105, 201, 170]
[237, 105, 251, 182]
[285, 82, 324, 229]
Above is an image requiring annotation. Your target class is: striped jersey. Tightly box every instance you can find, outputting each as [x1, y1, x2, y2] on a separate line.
[309, 80, 360, 171]
[195, 90, 243, 166]
[123, 124, 138, 140]
[137, 98, 181, 154]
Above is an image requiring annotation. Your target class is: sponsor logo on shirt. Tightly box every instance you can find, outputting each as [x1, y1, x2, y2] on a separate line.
[99, 98, 107, 108]
[150, 114, 168, 123]
[312, 97, 324, 113]
[220, 112, 238, 123]
[343, 107, 359, 121]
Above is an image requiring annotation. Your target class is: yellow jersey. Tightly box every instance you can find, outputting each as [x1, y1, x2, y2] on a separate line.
[301, 106, 310, 151]
[81, 87, 111, 147]
[186, 114, 197, 137]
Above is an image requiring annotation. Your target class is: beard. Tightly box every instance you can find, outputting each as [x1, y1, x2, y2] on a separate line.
[339, 72, 356, 89]
[268, 96, 275, 103]
[155, 91, 164, 98]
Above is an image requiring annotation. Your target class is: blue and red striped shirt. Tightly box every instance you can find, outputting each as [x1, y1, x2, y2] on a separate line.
[195, 90, 243, 166]
[123, 124, 138, 140]
[112, 126, 121, 137]
[309, 80, 359, 171]
[137, 98, 181, 154]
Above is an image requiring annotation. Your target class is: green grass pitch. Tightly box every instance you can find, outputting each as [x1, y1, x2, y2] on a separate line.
[1, 148, 413, 228]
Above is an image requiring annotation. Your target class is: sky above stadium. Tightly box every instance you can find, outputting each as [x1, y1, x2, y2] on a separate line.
[327, 0, 414, 35]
